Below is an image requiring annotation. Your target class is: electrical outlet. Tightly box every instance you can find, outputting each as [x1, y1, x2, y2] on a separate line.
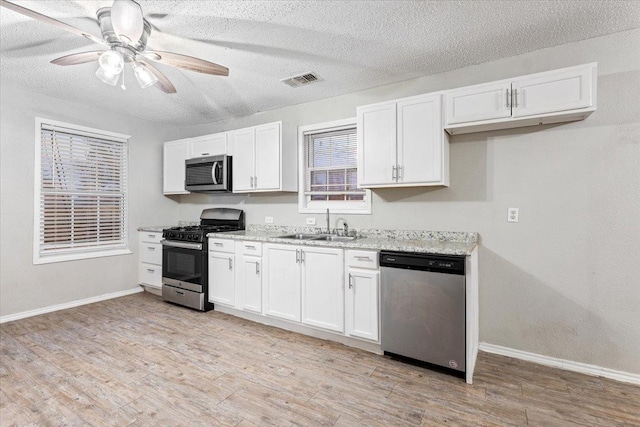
[306, 218, 316, 225]
[507, 208, 519, 223]
[265, 216, 274, 224]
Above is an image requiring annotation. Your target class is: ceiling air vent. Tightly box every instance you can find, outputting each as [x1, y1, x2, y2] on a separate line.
[281, 72, 321, 88]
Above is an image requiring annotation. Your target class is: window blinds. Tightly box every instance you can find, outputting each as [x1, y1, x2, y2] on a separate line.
[304, 127, 364, 202]
[38, 124, 128, 256]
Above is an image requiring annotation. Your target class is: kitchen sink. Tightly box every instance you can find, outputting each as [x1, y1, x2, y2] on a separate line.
[317, 235, 358, 242]
[276, 233, 323, 240]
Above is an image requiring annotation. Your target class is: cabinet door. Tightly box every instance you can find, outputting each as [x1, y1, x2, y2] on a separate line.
[397, 94, 444, 185]
[230, 128, 255, 192]
[163, 140, 190, 194]
[263, 244, 301, 322]
[445, 80, 511, 125]
[254, 122, 281, 191]
[512, 66, 593, 118]
[239, 254, 262, 313]
[346, 269, 379, 341]
[301, 247, 344, 332]
[208, 252, 235, 306]
[189, 132, 227, 158]
[357, 102, 397, 187]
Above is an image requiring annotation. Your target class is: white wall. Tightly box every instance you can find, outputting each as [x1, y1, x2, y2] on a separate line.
[0, 85, 181, 316]
[171, 29, 640, 374]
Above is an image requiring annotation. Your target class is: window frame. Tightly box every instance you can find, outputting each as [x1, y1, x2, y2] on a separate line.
[33, 117, 132, 265]
[298, 118, 371, 214]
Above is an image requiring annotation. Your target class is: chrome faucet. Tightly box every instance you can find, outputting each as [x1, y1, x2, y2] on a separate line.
[326, 208, 331, 234]
[342, 221, 349, 237]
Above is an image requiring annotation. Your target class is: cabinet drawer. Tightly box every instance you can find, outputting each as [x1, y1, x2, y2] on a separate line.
[209, 238, 234, 253]
[346, 250, 378, 269]
[239, 241, 262, 256]
[139, 231, 163, 244]
[139, 263, 162, 288]
[139, 242, 162, 265]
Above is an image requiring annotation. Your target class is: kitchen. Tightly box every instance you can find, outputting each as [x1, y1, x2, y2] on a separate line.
[1, 1, 639, 425]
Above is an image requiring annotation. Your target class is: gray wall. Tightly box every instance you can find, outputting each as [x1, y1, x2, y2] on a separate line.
[0, 85, 181, 316]
[173, 29, 640, 374]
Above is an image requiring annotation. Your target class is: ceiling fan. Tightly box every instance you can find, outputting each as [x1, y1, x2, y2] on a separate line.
[0, 0, 229, 93]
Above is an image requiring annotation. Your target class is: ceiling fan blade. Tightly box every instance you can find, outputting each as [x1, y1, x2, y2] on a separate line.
[135, 59, 177, 94]
[51, 51, 104, 66]
[0, 0, 106, 46]
[143, 51, 229, 76]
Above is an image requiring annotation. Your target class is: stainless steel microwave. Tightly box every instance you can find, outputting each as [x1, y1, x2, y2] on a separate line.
[185, 155, 232, 192]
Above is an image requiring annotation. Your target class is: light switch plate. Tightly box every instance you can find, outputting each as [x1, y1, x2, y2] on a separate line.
[265, 216, 274, 224]
[507, 208, 519, 223]
[306, 218, 316, 225]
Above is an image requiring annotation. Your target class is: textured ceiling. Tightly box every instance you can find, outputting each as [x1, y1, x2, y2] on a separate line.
[1, 1, 639, 126]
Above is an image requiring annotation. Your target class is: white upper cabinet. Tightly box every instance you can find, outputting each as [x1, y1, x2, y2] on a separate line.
[444, 63, 597, 134]
[358, 93, 449, 188]
[231, 121, 294, 193]
[163, 139, 190, 195]
[188, 132, 228, 158]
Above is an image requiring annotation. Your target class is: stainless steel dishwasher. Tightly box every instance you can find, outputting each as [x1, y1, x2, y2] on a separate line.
[380, 251, 466, 376]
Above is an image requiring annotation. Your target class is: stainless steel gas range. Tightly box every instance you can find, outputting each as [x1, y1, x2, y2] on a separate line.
[161, 208, 244, 311]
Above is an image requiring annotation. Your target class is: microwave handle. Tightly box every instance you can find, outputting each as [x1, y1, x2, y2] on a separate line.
[212, 161, 219, 185]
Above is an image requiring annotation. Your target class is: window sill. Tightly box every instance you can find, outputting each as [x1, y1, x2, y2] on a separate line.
[33, 248, 132, 265]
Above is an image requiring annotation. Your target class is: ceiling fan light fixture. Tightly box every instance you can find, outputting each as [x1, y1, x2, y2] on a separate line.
[132, 62, 158, 88]
[95, 66, 120, 86]
[98, 50, 124, 75]
[111, 0, 144, 44]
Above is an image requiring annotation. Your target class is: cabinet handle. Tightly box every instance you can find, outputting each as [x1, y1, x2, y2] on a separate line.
[147, 246, 155, 250]
[214, 242, 223, 247]
[255, 262, 260, 275]
[201, 152, 210, 156]
[147, 234, 155, 238]
[354, 256, 372, 261]
[506, 89, 511, 108]
[250, 176, 254, 188]
[228, 257, 233, 270]
[397, 165, 403, 181]
[254, 176, 257, 188]
[392, 165, 397, 180]
[147, 268, 155, 273]
[296, 249, 300, 263]
[514, 88, 519, 108]
[301, 250, 305, 264]
[245, 245, 256, 250]
[348, 273, 353, 289]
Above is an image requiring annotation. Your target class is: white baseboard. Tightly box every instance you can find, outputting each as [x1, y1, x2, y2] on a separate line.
[479, 342, 640, 386]
[0, 287, 143, 324]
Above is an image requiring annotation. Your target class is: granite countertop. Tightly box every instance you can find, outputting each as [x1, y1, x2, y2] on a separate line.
[208, 226, 478, 256]
[137, 226, 170, 233]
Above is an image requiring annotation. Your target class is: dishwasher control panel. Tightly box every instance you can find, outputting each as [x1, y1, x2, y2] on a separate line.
[379, 251, 465, 275]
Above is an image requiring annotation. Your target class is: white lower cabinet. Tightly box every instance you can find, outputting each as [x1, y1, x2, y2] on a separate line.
[345, 250, 380, 342]
[263, 244, 301, 322]
[138, 231, 163, 289]
[301, 247, 344, 333]
[208, 242, 235, 306]
[235, 241, 262, 314]
[263, 243, 344, 331]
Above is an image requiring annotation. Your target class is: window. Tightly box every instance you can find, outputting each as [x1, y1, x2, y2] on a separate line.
[298, 118, 371, 214]
[33, 118, 130, 264]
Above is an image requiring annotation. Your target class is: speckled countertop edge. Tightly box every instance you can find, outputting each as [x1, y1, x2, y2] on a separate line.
[137, 226, 171, 233]
[207, 225, 478, 256]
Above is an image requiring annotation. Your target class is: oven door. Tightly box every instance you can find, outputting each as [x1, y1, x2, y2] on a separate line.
[161, 240, 205, 292]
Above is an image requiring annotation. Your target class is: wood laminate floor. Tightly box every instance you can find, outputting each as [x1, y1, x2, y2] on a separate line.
[1, 292, 639, 426]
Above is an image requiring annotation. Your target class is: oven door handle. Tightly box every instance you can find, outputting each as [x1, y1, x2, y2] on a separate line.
[160, 239, 203, 251]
